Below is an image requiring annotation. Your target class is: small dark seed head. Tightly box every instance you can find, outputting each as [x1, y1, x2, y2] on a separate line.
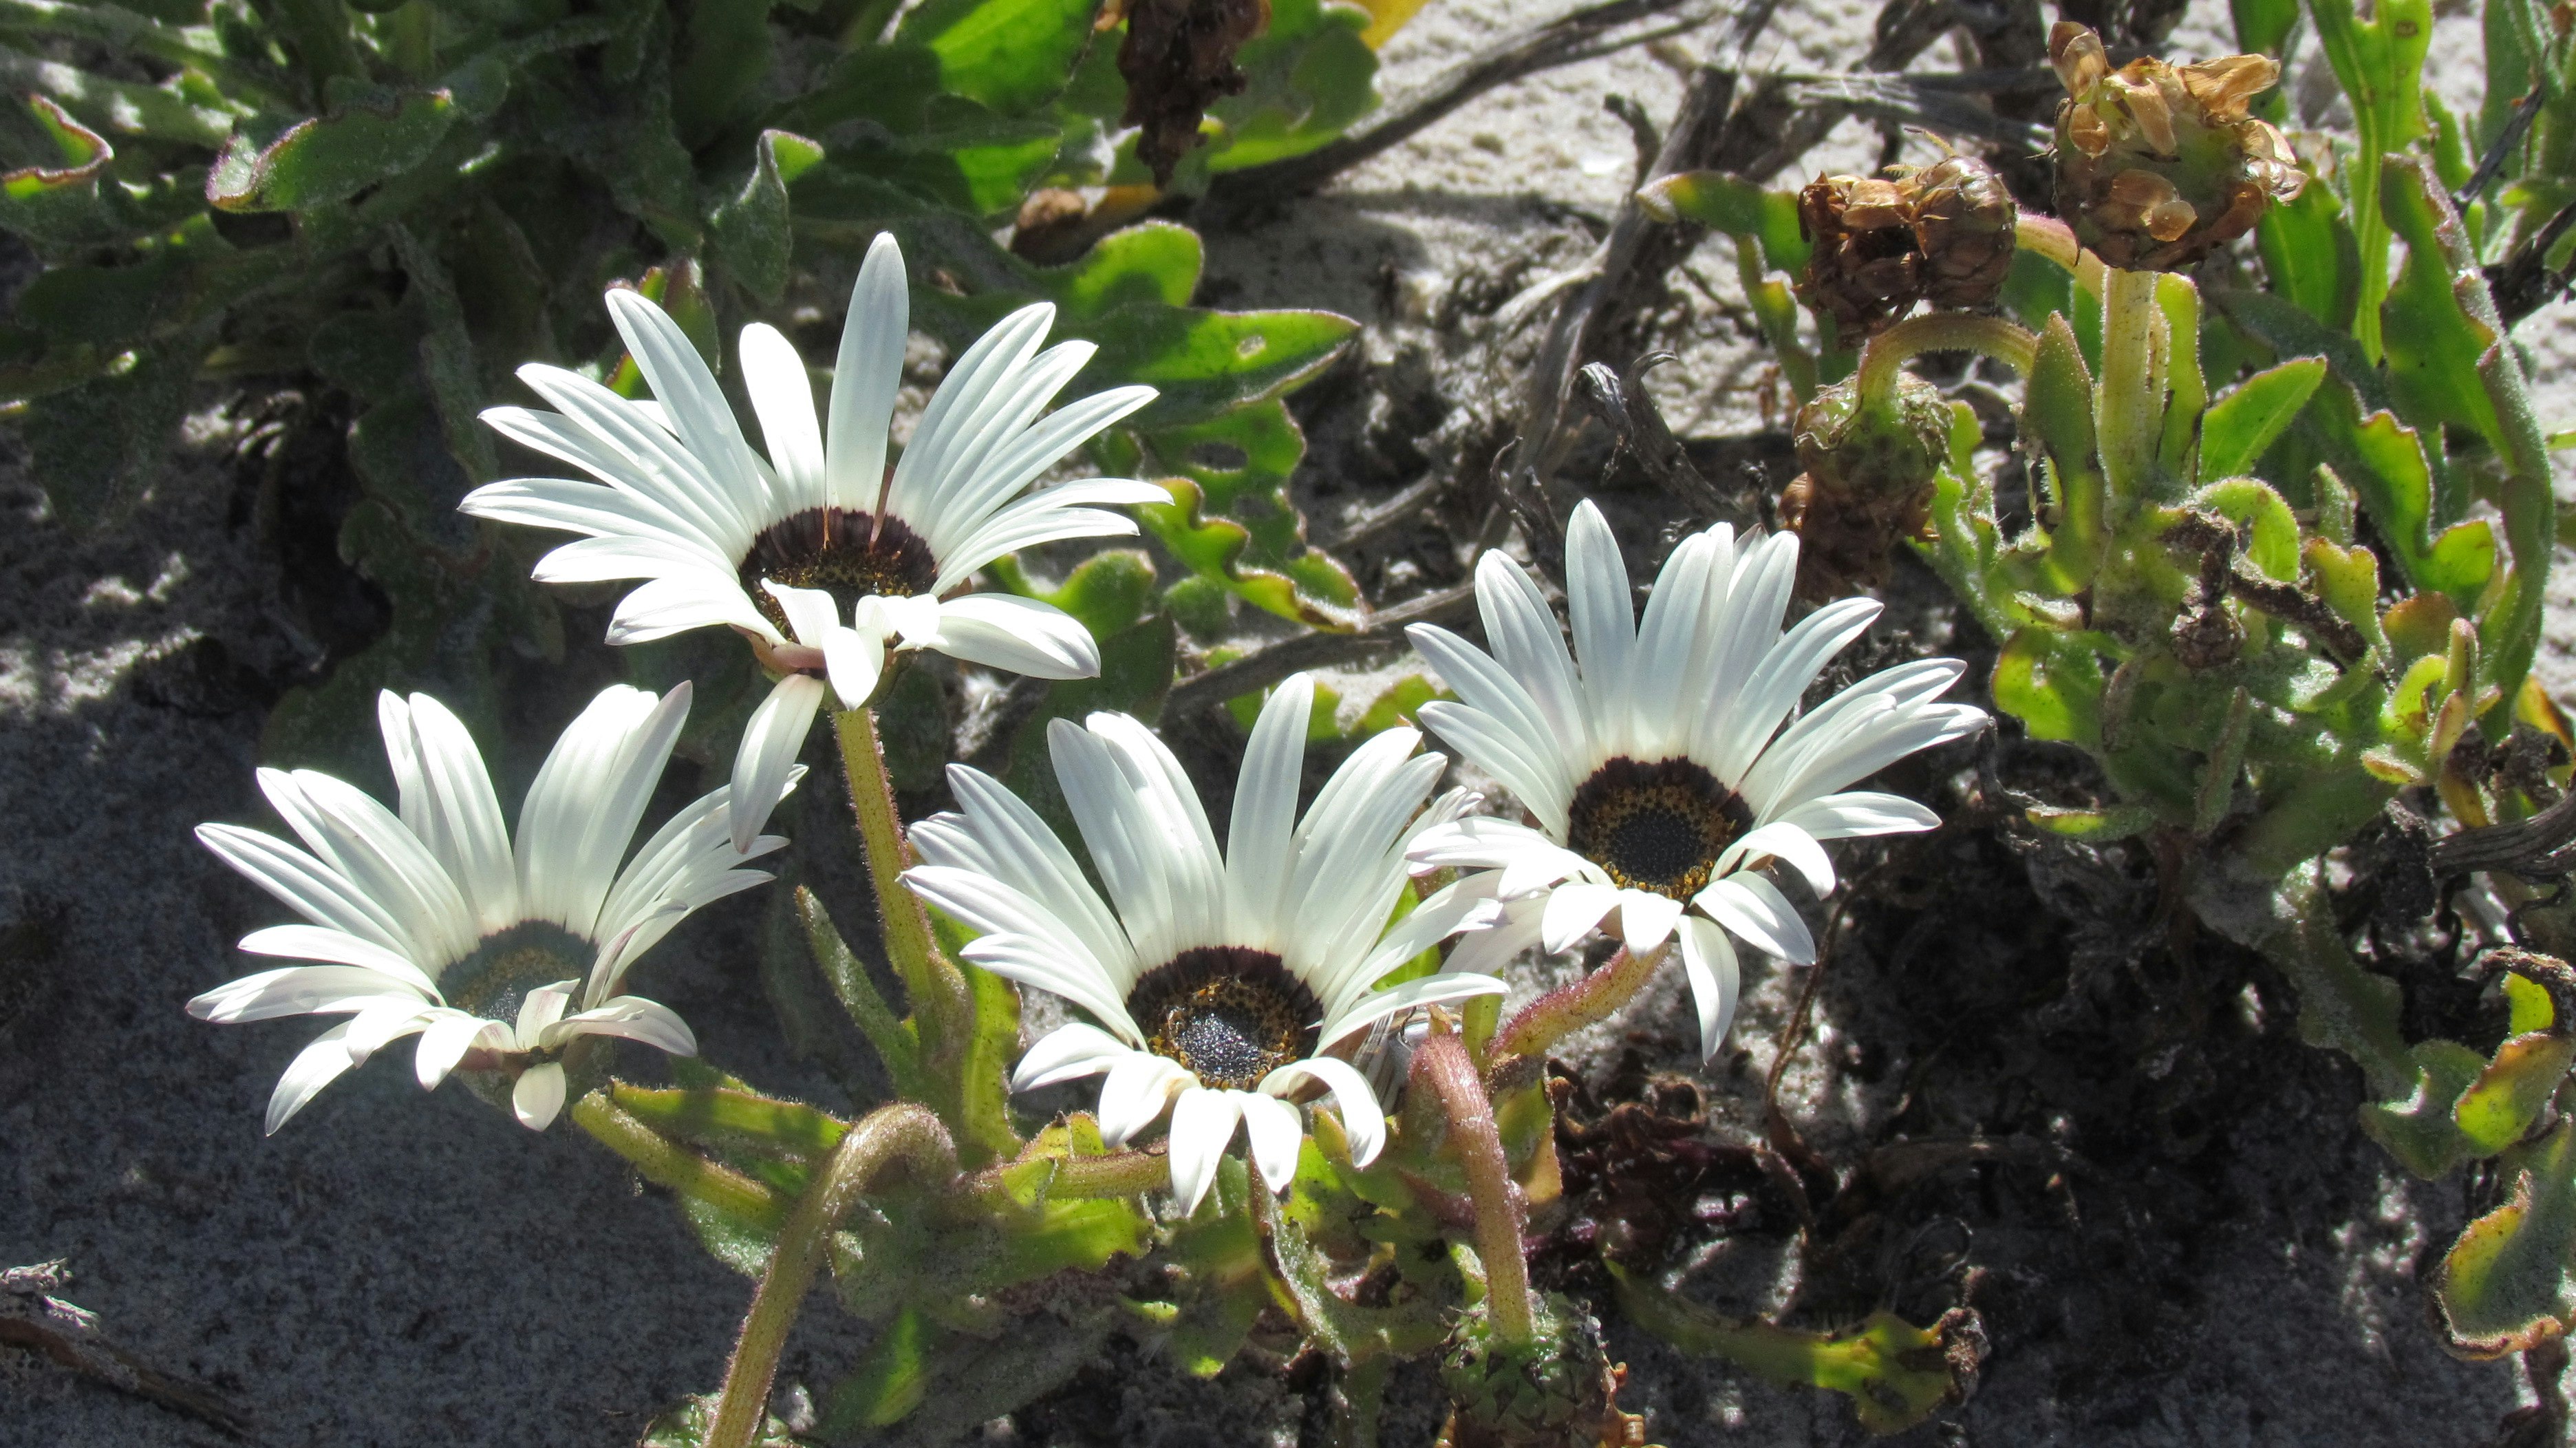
[1126, 944, 1320, 1090]
[737, 507, 939, 639]
[1566, 756, 1752, 902]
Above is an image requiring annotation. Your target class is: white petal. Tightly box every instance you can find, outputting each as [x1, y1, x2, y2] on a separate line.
[732, 672, 826, 853]
[1563, 500, 1637, 749]
[1262, 1055, 1386, 1167]
[1541, 882, 1620, 955]
[1011, 1022, 1137, 1092]
[924, 594, 1100, 679]
[1676, 915, 1741, 1060]
[1697, 873, 1816, 963]
[1773, 791, 1941, 840]
[826, 232, 908, 513]
[415, 1011, 493, 1089]
[1616, 890, 1686, 955]
[763, 579, 844, 650]
[1717, 822, 1837, 898]
[234, 924, 440, 998]
[264, 1022, 358, 1134]
[393, 692, 519, 934]
[740, 322, 826, 511]
[188, 967, 421, 1024]
[1315, 970, 1510, 1052]
[513, 1062, 568, 1129]
[1239, 1092, 1304, 1193]
[604, 573, 779, 647]
[1095, 1050, 1189, 1148]
[819, 626, 888, 710]
[550, 996, 698, 1056]
[1225, 674, 1312, 952]
[1166, 1085, 1243, 1216]
[196, 823, 408, 956]
[1411, 702, 1575, 838]
[1474, 552, 1591, 767]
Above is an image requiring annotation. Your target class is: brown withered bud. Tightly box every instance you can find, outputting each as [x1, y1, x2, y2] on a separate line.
[2049, 23, 2304, 270]
[1796, 153, 2018, 348]
[1781, 372, 1955, 599]
[1114, 0, 1269, 187]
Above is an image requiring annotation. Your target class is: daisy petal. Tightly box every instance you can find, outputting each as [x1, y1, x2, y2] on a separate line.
[1239, 1092, 1303, 1194]
[1676, 915, 1741, 1060]
[265, 1022, 359, 1135]
[1166, 1085, 1244, 1216]
[513, 1062, 568, 1130]
[1616, 890, 1686, 955]
[732, 672, 827, 853]
[1697, 873, 1816, 963]
[1012, 1022, 1135, 1092]
[1262, 1055, 1386, 1167]
[925, 594, 1100, 679]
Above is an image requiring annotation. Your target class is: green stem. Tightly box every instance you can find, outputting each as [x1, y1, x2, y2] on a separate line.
[573, 1089, 788, 1229]
[705, 1104, 957, 1448]
[1490, 943, 1668, 1066]
[832, 706, 969, 1074]
[1852, 312, 2039, 412]
[2096, 266, 2162, 498]
[1046, 1150, 1171, 1199]
[1412, 1027, 1534, 1346]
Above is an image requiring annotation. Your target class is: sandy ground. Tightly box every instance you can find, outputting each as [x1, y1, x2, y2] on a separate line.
[4, 0, 2570, 1445]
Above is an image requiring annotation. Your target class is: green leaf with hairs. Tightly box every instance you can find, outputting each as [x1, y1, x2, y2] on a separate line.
[2198, 357, 2326, 484]
[901, 0, 1099, 117]
[2435, 1120, 2576, 1357]
[709, 129, 824, 301]
[2379, 159, 2507, 454]
[207, 80, 459, 213]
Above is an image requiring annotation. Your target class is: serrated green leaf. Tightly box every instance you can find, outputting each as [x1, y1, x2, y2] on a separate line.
[2199, 357, 2326, 483]
[1609, 1264, 1962, 1436]
[955, 959, 1024, 1168]
[2380, 158, 2507, 454]
[208, 81, 458, 212]
[0, 47, 233, 146]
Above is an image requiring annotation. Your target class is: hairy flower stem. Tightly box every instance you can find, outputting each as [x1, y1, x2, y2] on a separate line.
[707, 1103, 958, 1448]
[833, 705, 970, 1074]
[1852, 312, 2038, 416]
[1490, 943, 1668, 1067]
[572, 1089, 786, 1227]
[1414, 1026, 1536, 1347]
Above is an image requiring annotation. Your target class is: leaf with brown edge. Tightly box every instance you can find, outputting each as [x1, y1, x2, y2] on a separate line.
[2436, 1120, 2576, 1359]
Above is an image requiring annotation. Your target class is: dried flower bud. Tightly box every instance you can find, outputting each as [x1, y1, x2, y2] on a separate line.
[1782, 372, 1955, 598]
[2049, 23, 2304, 270]
[1796, 153, 2017, 348]
[1115, 0, 1269, 187]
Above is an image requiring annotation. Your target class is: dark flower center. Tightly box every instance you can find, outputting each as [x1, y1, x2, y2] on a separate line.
[442, 920, 591, 1029]
[1125, 945, 1320, 1092]
[738, 507, 940, 639]
[1565, 756, 1752, 901]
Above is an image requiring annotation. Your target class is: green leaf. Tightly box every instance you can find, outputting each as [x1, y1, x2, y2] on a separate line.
[611, 1083, 849, 1160]
[0, 47, 234, 147]
[2198, 357, 2326, 483]
[20, 330, 205, 529]
[638, 1393, 800, 1447]
[2379, 158, 2507, 454]
[2233, 0, 2301, 54]
[1609, 1264, 1965, 1436]
[709, 129, 824, 302]
[2026, 803, 2158, 840]
[1993, 629, 2101, 746]
[2307, 383, 2493, 600]
[2434, 1121, 2576, 1357]
[1633, 171, 1810, 272]
[672, 0, 774, 147]
[1122, 398, 1360, 629]
[799, 886, 929, 1099]
[207, 81, 459, 213]
[2255, 167, 2359, 329]
[954, 960, 1024, 1168]
[2303, 0, 2433, 361]
[901, 0, 1098, 117]
[2455, 1032, 2576, 1156]
[837, 1304, 934, 1428]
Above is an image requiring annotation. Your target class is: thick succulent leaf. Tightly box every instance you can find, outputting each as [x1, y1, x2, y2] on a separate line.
[0, 47, 234, 147]
[2435, 1121, 2576, 1359]
[2255, 180, 2358, 330]
[1993, 629, 2103, 747]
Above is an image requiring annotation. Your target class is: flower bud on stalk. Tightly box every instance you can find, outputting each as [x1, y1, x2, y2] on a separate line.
[1796, 153, 2017, 348]
[2048, 23, 2303, 270]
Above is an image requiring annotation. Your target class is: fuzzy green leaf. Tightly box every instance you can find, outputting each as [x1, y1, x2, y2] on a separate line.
[709, 129, 824, 302]
[208, 81, 458, 213]
[2435, 1121, 2576, 1357]
[2198, 357, 2325, 484]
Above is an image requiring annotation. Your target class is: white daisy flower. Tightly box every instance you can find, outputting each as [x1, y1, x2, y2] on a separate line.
[1404, 500, 1987, 1058]
[188, 684, 799, 1134]
[901, 674, 1510, 1214]
[459, 231, 1166, 851]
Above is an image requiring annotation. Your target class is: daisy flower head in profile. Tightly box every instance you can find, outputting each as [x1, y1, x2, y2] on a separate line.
[901, 674, 1511, 1214]
[460, 231, 1166, 851]
[189, 684, 800, 1133]
[1405, 500, 1987, 1058]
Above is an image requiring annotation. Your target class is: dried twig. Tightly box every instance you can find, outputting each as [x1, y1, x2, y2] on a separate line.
[1162, 579, 1478, 718]
[1574, 353, 1751, 524]
[2, 1261, 255, 1440]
